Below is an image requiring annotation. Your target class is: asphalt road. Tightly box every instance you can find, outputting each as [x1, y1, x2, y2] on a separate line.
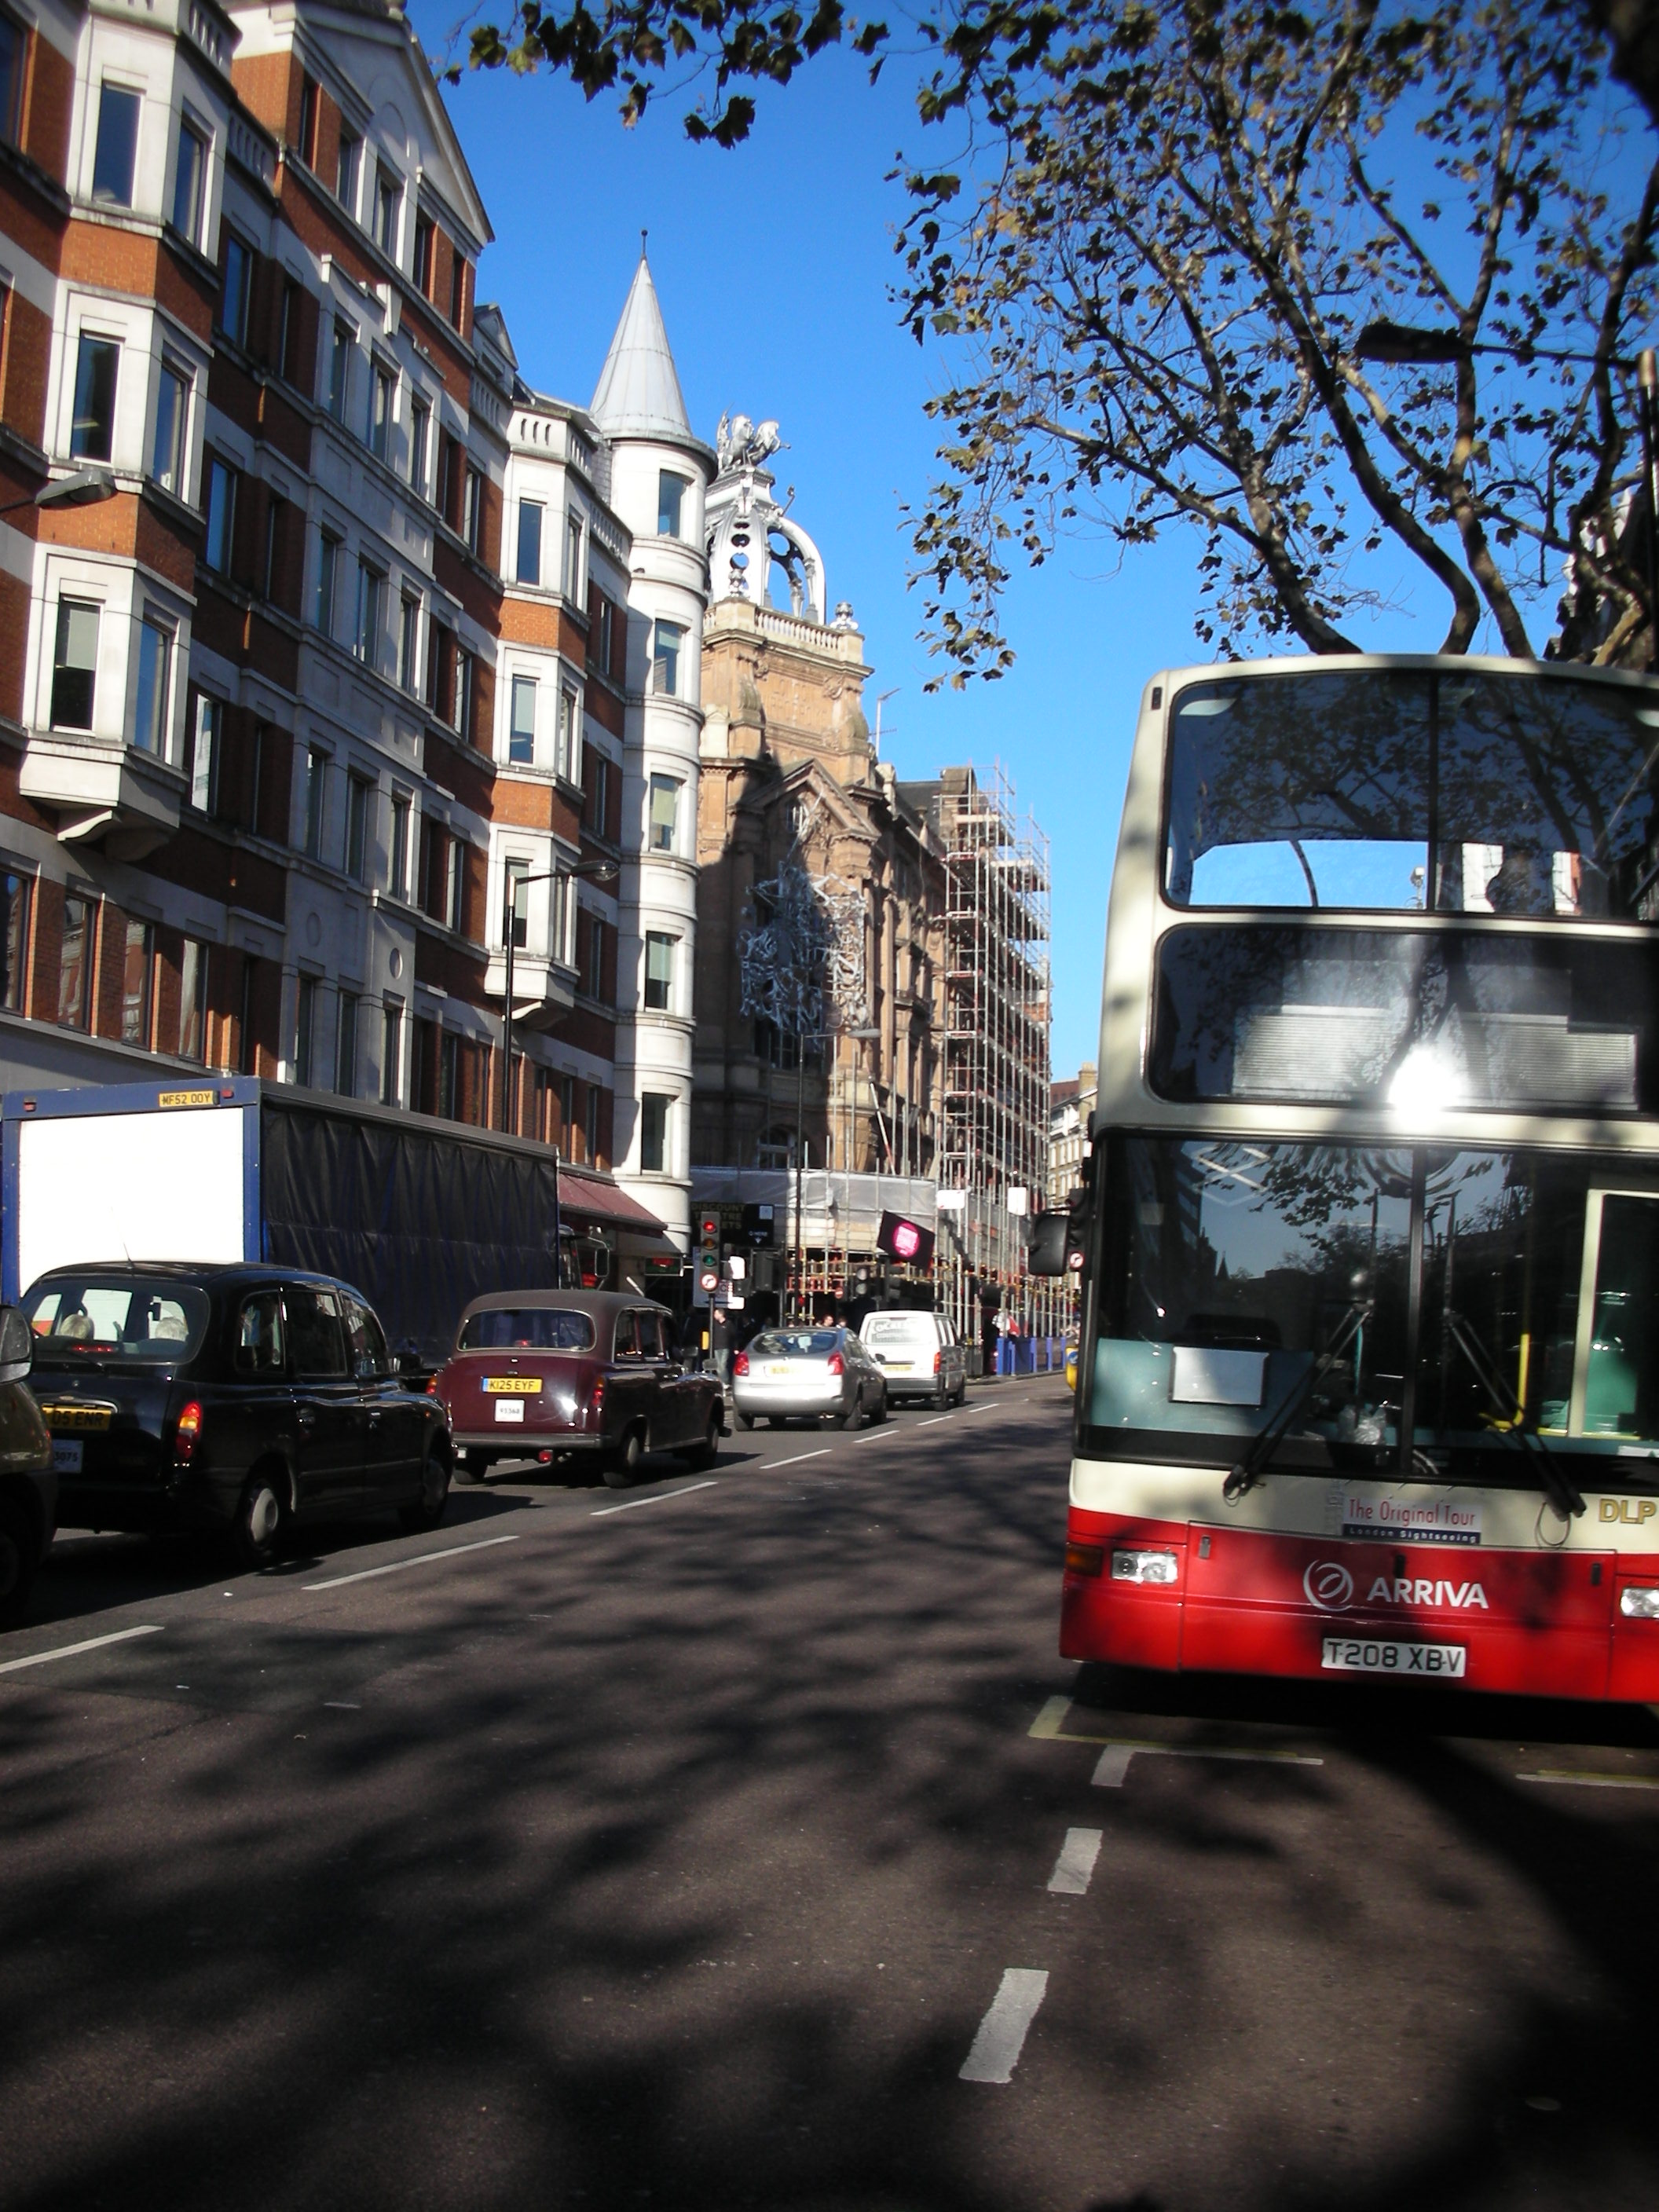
[3, 1379, 1659, 2212]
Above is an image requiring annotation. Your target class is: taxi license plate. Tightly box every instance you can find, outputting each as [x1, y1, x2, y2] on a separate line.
[485, 1377, 541, 1394]
[766, 1362, 792, 1377]
[51, 1438, 83, 1474]
[494, 1401, 526, 1423]
[1321, 1636, 1466, 1678]
[41, 1404, 112, 1430]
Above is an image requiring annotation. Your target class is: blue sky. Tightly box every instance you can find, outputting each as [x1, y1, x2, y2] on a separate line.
[408, 15, 1647, 1079]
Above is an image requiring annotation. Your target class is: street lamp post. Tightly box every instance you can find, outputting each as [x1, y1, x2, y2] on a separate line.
[0, 467, 119, 521]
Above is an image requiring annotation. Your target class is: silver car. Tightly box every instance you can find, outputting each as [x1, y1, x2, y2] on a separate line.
[732, 1326, 888, 1431]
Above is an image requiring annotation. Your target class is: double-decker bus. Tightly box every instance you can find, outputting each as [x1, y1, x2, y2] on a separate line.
[1036, 654, 1659, 1700]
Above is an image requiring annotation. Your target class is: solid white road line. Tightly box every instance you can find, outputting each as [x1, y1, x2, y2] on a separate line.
[1518, 1768, 1659, 1790]
[1092, 1740, 1323, 1787]
[0, 1623, 164, 1675]
[591, 1479, 719, 1517]
[303, 1533, 521, 1589]
[1046, 1828, 1104, 1895]
[760, 1449, 831, 1471]
[959, 1968, 1049, 2084]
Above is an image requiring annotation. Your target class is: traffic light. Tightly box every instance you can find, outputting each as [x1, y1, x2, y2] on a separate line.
[698, 1210, 720, 1295]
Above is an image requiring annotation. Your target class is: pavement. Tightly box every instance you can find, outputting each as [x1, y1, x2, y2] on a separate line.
[2, 1377, 1658, 2210]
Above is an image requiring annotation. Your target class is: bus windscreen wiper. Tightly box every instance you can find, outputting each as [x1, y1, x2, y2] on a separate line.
[1444, 1310, 1585, 1522]
[1225, 1301, 1371, 1504]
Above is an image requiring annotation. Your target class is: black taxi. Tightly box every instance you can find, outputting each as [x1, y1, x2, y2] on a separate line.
[24, 1264, 451, 1566]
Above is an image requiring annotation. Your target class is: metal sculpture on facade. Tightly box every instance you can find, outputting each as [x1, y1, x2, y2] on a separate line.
[738, 797, 867, 1043]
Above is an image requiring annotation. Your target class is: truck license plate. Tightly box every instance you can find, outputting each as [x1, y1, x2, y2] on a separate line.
[494, 1401, 526, 1423]
[52, 1439, 83, 1474]
[1321, 1636, 1466, 1678]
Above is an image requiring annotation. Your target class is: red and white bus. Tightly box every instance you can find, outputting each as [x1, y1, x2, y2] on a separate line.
[1037, 654, 1659, 1700]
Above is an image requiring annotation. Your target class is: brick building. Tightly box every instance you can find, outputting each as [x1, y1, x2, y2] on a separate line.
[0, 0, 706, 1267]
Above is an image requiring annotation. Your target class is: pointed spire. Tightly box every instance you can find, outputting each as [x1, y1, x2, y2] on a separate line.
[590, 251, 694, 441]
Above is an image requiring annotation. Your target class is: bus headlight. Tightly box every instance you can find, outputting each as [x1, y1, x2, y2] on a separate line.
[1111, 1547, 1179, 1585]
[1619, 1586, 1659, 1619]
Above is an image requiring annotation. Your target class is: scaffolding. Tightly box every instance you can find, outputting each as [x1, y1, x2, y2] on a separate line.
[919, 764, 1057, 1344]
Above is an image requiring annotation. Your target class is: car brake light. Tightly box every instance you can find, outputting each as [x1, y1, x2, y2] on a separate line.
[174, 1400, 203, 1465]
[733, 1350, 749, 1377]
[590, 1375, 606, 1416]
[932, 1349, 941, 1373]
[826, 1351, 844, 1375]
[424, 1374, 438, 1396]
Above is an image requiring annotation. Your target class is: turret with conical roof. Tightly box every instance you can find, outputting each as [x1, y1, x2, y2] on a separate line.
[591, 252, 696, 444]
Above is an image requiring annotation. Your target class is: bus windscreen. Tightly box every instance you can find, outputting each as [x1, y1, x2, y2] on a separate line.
[1163, 668, 1659, 919]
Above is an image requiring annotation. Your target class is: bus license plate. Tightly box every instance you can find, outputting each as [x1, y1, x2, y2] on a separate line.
[1321, 1636, 1466, 1678]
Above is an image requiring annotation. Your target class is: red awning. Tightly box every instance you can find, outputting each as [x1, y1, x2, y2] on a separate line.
[558, 1169, 671, 1236]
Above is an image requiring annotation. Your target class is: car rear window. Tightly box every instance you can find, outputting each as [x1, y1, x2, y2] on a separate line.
[749, 1329, 840, 1357]
[26, 1276, 210, 1363]
[458, 1308, 596, 1352]
[863, 1314, 934, 1343]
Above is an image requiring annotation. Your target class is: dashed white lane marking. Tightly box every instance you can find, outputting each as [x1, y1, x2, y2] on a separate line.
[1046, 1828, 1104, 1895]
[0, 1623, 164, 1675]
[959, 1968, 1049, 2084]
[303, 1534, 521, 1589]
[1092, 1741, 1323, 1786]
[916, 1415, 954, 1427]
[1518, 1769, 1659, 1790]
[591, 1479, 719, 1518]
[760, 1449, 831, 1471]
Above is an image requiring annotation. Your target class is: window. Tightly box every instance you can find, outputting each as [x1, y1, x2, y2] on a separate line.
[57, 895, 91, 1028]
[644, 931, 675, 1013]
[372, 167, 399, 255]
[445, 837, 464, 932]
[203, 457, 235, 574]
[92, 85, 141, 207]
[413, 214, 434, 296]
[179, 937, 207, 1060]
[463, 467, 482, 554]
[278, 278, 302, 383]
[648, 774, 680, 854]
[354, 558, 383, 666]
[288, 1284, 346, 1375]
[438, 1031, 459, 1118]
[408, 397, 428, 496]
[551, 871, 571, 965]
[314, 531, 339, 635]
[70, 335, 118, 460]
[598, 596, 614, 676]
[454, 646, 473, 742]
[399, 595, 419, 692]
[121, 917, 151, 1046]
[368, 361, 393, 461]
[242, 723, 266, 834]
[652, 620, 684, 698]
[190, 694, 218, 812]
[0, 871, 28, 1011]
[172, 120, 207, 244]
[559, 1072, 575, 1148]
[262, 495, 287, 602]
[50, 600, 98, 730]
[335, 127, 360, 214]
[564, 513, 582, 597]
[328, 320, 351, 423]
[557, 690, 577, 781]
[346, 775, 370, 880]
[298, 76, 320, 168]
[234, 1289, 284, 1376]
[589, 752, 611, 837]
[640, 1093, 669, 1174]
[516, 500, 542, 586]
[302, 746, 326, 859]
[0, 11, 24, 149]
[509, 674, 535, 764]
[218, 234, 251, 346]
[152, 364, 188, 495]
[504, 856, 529, 948]
[657, 472, 687, 538]
[449, 251, 467, 328]
[389, 794, 411, 899]
[294, 975, 317, 1085]
[336, 990, 358, 1095]
[584, 913, 605, 1000]
[381, 1001, 402, 1104]
[134, 619, 170, 754]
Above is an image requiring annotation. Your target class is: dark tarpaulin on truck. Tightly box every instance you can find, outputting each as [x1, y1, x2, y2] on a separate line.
[258, 1102, 562, 1361]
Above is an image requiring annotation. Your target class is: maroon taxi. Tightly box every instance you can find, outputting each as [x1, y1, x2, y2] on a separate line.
[438, 1290, 723, 1489]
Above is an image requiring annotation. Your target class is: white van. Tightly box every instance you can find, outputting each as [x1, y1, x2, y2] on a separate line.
[858, 1309, 969, 1407]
